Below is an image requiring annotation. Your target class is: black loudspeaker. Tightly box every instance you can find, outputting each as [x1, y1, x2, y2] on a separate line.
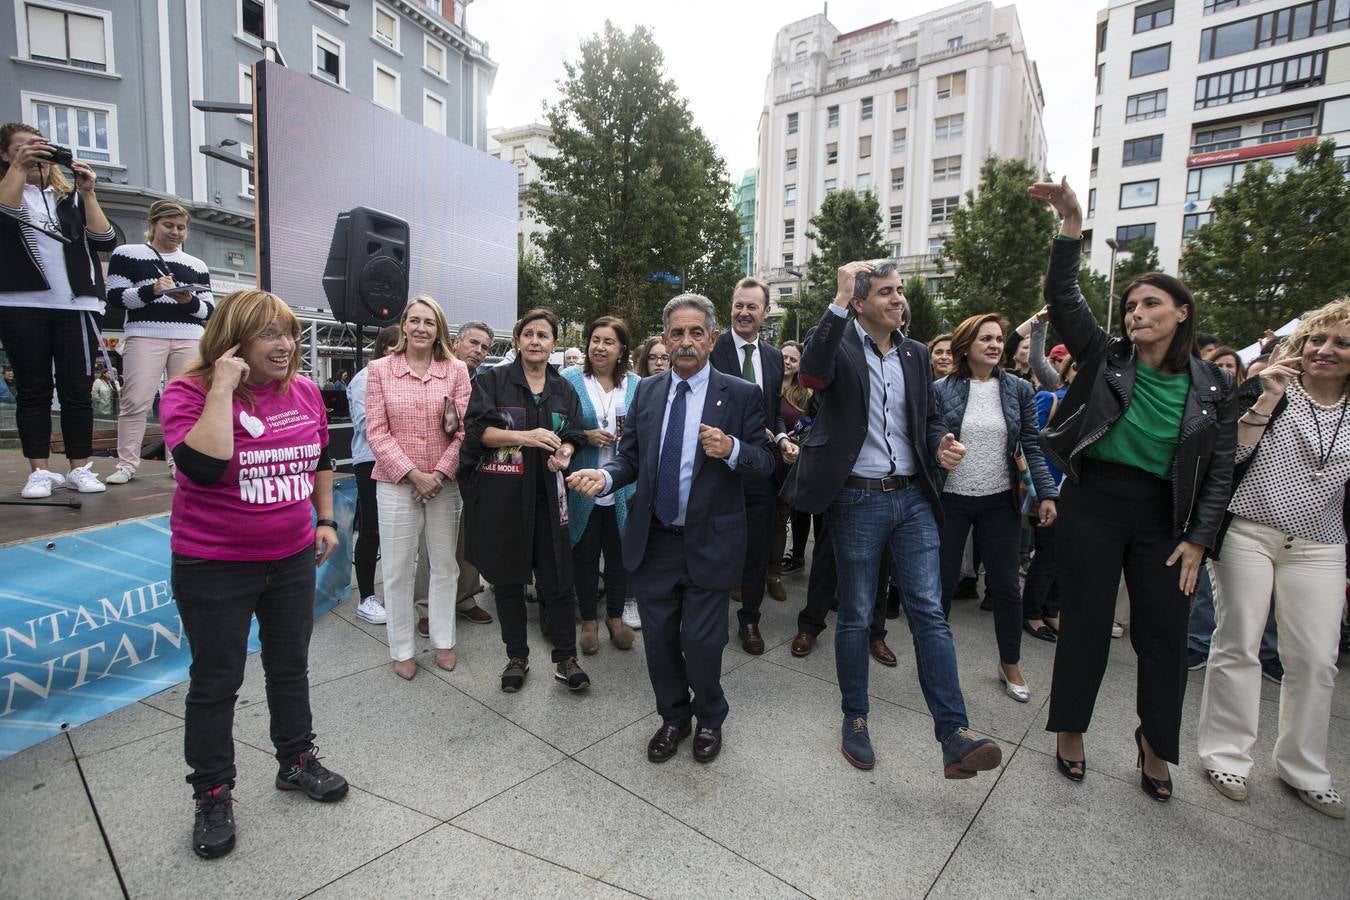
[321, 207, 410, 326]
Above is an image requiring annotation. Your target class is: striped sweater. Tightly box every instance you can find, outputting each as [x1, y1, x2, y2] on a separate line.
[105, 243, 214, 338]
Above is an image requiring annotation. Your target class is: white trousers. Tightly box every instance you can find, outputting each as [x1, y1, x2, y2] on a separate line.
[1197, 516, 1345, 790]
[117, 336, 198, 470]
[376, 480, 461, 661]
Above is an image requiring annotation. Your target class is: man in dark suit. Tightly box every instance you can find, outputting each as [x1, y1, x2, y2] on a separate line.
[569, 293, 773, 764]
[782, 260, 1003, 779]
[709, 277, 796, 654]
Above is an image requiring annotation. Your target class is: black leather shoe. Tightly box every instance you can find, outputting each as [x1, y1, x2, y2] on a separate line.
[692, 727, 722, 763]
[739, 623, 765, 655]
[647, 721, 691, 763]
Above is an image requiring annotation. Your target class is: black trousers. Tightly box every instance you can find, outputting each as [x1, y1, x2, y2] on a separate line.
[736, 474, 775, 627]
[1046, 460, 1190, 763]
[495, 496, 577, 663]
[797, 512, 888, 640]
[0, 306, 96, 459]
[172, 547, 316, 796]
[353, 461, 380, 599]
[635, 527, 730, 729]
[1022, 518, 1061, 621]
[573, 504, 625, 621]
[939, 490, 1024, 664]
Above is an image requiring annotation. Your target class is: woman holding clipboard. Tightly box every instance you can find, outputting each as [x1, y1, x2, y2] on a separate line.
[105, 199, 214, 483]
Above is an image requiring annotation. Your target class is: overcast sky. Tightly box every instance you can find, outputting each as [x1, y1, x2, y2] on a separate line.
[469, 0, 1101, 191]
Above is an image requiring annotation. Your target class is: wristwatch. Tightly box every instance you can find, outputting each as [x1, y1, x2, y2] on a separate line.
[315, 518, 338, 530]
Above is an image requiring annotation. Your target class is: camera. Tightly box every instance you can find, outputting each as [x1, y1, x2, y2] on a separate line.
[47, 144, 74, 167]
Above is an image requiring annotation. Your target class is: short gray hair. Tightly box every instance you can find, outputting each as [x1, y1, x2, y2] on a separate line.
[663, 293, 718, 331]
[455, 320, 493, 341]
[853, 259, 902, 302]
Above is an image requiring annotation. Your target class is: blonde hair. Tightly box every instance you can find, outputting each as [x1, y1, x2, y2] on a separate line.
[1284, 298, 1350, 389]
[182, 290, 302, 406]
[144, 199, 191, 240]
[389, 295, 453, 360]
[0, 122, 73, 198]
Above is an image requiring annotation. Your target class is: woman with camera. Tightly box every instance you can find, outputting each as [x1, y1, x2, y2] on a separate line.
[0, 122, 117, 498]
[104, 199, 214, 484]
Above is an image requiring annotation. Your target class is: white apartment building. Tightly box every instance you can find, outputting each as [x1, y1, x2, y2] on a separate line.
[487, 122, 556, 257]
[754, 1, 1048, 309]
[1087, 0, 1350, 277]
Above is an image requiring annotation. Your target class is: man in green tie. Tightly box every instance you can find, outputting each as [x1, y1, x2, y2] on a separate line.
[710, 278, 797, 653]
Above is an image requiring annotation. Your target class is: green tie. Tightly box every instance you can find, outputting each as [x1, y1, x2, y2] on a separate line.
[741, 344, 756, 384]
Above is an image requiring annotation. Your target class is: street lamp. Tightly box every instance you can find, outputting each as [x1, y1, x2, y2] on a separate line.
[1105, 237, 1120, 336]
[785, 267, 804, 340]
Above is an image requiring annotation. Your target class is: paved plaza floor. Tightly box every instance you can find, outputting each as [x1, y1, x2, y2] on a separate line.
[3, 559, 1347, 898]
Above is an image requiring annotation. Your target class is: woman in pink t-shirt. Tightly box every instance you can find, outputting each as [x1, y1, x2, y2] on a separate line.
[365, 295, 471, 679]
[160, 289, 348, 860]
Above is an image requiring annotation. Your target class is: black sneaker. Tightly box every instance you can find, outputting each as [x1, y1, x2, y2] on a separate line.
[192, 784, 236, 859]
[501, 657, 529, 692]
[276, 749, 349, 802]
[1261, 659, 1284, 685]
[781, 555, 805, 573]
[1187, 648, 1208, 671]
[955, 576, 979, 600]
[554, 657, 591, 691]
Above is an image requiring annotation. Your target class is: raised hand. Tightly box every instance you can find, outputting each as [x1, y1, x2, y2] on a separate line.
[566, 469, 606, 497]
[1257, 358, 1301, 400]
[698, 423, 733, 459]
[70, 160, 97, 193]
[937, 432, 967, 471]
[214, 344, 250, 391]
[1027, 177, 1081, 223]
[834, 260, 875, 309]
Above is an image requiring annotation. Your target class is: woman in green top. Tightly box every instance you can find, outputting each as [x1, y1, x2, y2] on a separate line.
[1029, 178, 1238, 802]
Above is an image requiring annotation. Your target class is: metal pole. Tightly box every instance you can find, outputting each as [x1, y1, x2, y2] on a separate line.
[308, 320, 319, 378]
[1105, 239, 1119, 336]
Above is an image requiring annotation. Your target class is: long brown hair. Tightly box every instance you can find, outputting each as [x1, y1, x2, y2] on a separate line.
[0, 122, 73, 198]
[182, 290, 302, 406]
[948, 314, 1006, 379]
[582, 315, 631, 378]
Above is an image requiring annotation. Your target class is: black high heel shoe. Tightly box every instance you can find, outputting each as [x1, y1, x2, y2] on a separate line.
[1135, 727, 1172, 802]
[1055, 736, 1085, 782]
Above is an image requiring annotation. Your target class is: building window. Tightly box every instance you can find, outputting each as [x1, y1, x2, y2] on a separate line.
[1115, 223, 1156, 245]
[374, 63, 400, 112]
[933, 155, 961, 182]
[860, 97, 873, 120]
[784, 218, 795, 240]
[1119, 179, 1160, 209]
[783, 252, 794, 267]
[934, 114, 964, 140]
[930, 195, 959, 224]
[1096, 62, 1105, 96]
[423, 90, 446, 134]
[928, 236, 945, 255]
[1126, 88, 1167, 122]
[239, 65, 254, 123]
[826, 105, 839, 128]
[240, 0, 264, 41]
[313, 29, 345, 87]
[1087, 188, 1096, 218]
[1097, 21, 1108, 52]
[1261, 112, 1316, 142]
[1093, 106, 1101, 137]
[1182, 211, 1215, 241]
[889, 206, 903, 230]
[859, 135, 871, 158]
[824, 178, 837, 194]
[857, 172, 872, 193]
[1203, 0, 1258, 12]
[787, 112, 798, 135]
[373, 3, 399, 51]
[785, 148, 798, 171]
[1193, 126, 1242, 152]
[241, 143, 255, 199]
[424, 36, 446, 79]
[785, 184, 797, 205]
[894, 88, 908, 112]
[890, 167, 905, 190]
[21, 1, 112, 72]
[892, 129, 906, 152]
[1199, 2, 1349, 63]
[935, 71, 966, 99]
[23, 92, 116, 163]
[1186, 155, 1298, 201]
[947, 36, 962, 50]
[1194, 49, 1326, 109]
[1090, 146, 1099, 177]
[794, 40, 807, 60]
[826, 142, 838, 165]
[1134, 1, 1173, 34]
[1122, 134, 1164, 166]
[1130, 44, 1170, 78]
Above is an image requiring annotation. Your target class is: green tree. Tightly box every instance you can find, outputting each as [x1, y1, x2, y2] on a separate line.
[1078, 264, 1111, 328]
[942, 156, 1057, 325]
[517, 251, 552, 320]
[530, 22, 743, 338]
[798, 189, 889, 330]
[904, 274, 943, 343]
[1181, 141, 1350, 345]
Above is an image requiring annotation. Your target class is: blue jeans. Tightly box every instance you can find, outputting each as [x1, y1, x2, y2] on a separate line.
[829, 481, 968, 742]
[1188, 563, 1280, 663]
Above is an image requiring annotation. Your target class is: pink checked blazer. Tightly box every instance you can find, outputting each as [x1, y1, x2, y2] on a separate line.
[364, 353, 471, 484]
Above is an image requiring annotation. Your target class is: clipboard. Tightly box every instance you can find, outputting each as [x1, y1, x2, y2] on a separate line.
[153, 284, 199, 297]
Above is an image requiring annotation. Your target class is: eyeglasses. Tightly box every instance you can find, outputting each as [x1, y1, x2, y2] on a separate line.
[649, 355, 670, 363]
[256, 328, 299, 344]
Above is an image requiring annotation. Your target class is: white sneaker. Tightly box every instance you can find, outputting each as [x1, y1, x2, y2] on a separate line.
[65, 463, 106, 494]
[355, 596, 387, 624]
[621, 600, 642, 630]
[21, 468, 64, 499]
[105, 465, 135, 485]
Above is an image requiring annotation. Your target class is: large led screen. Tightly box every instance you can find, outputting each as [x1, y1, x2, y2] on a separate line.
[255, 61, 517, 332]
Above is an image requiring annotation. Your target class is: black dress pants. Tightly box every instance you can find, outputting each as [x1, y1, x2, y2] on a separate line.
[353, 461, 380, 599]
[1022, 519, 1060, 621]
[495, 496, 578, 664]
[1046, 460, 1190, 763]
[736, 473, 775, 627]
[572, 504, 625, 621]
[797, 512, 888, 640]
[0, 306, 96, 459]
[939, 490, 1024, 664]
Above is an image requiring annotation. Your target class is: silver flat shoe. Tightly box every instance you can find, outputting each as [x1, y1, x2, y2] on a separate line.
[998, 665, 1031, 703]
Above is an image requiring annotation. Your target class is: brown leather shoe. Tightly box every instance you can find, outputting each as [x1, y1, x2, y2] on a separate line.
[790, 631, 816, 657]
[457, 604, 493, 624]
[766, 577, 787, 602]
[870, 639, 897, 667]
[416, 617, 430, 638]
[739, 623, 765, 655]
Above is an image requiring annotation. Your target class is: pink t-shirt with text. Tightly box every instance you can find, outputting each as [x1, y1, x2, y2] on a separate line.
[161, 375, 329, 561]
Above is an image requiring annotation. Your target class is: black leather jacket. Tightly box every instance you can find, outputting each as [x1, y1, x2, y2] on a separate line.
[1040, 238, 1238, 549]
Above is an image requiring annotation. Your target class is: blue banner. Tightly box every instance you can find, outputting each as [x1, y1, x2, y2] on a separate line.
[0, 478, 356, 760]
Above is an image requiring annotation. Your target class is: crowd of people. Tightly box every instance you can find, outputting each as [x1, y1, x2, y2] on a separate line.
[2, 122, 1346, 862]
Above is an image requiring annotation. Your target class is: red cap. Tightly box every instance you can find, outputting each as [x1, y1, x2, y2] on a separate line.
[1048, 344, 1069, 362]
